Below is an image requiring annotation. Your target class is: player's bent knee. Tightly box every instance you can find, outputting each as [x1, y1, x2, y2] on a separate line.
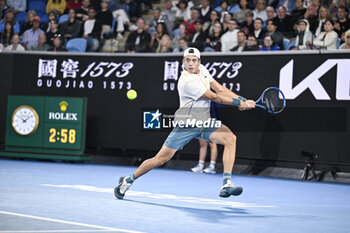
[155, 156, 169, 166]
[224, 132, 236, 146]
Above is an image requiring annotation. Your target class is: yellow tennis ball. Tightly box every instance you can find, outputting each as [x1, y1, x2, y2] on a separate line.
[127, 89, 137, 100]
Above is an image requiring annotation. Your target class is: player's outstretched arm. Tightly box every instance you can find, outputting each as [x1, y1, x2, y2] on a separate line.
[201, 89, 255, 110]
[208, 79, 255, 110]
[210, 80, 240, 99]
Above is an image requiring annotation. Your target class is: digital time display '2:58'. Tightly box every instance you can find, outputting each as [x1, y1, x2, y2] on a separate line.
[49, 128, 76, 144]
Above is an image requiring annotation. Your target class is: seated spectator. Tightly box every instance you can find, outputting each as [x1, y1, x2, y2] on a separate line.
[96, 0, 113, 37]
[221, 12, 232, 32]
[183, 7, 201, 36]
[7, 0, 26, 14]
[5, 34, 24, 51]
[175, 0, 191, 28]
[48, 34, 67, 51]
[203, 10, 219, 37]
[20, 10, 36, 35]
[46, 0, 67, 16]
[315, 6, 330, 39]
[263, 6, 275, 30]
[171, 23, 187, 50]
[241, 10, 254, 36]
[199, 0, 212, 23]
[334, 6, 350, 42]
[150, 21, 169, 52]
[332, 0, 349, 19]
[173, 36, 188, 52]
[30, 33, 50, 50]
[221, 18, 239, 52]
[156, 33, 172, 52]
[253, 17, 266, 44]
[339, 29, 350, 49]
[273, 6, 294, 37]
[22, 16, 44, 49]
[60, 8, 82, 40]
[109, 0, 133, 38]
[148, 7, 172, 38]
[66, 0, 82, 13]
[266, 19, 284, 49]
[253, 0, 267, 22]
[215, 0, 239, 16]
[82, 7, 102, 52]
[204, 21, 222, 52]
[43, 10, 59, 32]
[0, 8, 20, 34]
[290, 0, 306, 28]
[313, 19, 339, 50]
[187, 19, 206, 51]
[273, 0, 296, 14]
[297, 4, 318, 34]
[0, 21, 14, 47]
[76, 0, 90, 21]
[231, 30, 246, 51]
[245, 34, 260, 51]
[162, 0, 176, 32]
[125, 17, 151, 53]
[266, 6, 275, 20]
[295, 19, 312, 50]
[0, 0, 9, 20]
[233, 0, 250, 25]
[260, 34, 279, 51]
[46, 19, 64, 47]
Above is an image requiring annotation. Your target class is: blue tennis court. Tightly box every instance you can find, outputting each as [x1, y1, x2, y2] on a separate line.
[0, 158, 349, 233]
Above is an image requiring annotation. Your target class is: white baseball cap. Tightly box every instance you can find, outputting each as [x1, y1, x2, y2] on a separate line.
[183, 47, 200, 59]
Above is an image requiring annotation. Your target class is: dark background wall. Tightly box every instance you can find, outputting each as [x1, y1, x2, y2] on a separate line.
[0, 52, 349, 167]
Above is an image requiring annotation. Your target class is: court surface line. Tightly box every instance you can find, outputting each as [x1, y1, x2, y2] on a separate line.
[0, 230, 116, 232]
[0, 210, 146, 233]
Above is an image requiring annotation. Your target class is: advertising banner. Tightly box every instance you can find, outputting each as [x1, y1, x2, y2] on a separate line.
[1, 52, 349, 164]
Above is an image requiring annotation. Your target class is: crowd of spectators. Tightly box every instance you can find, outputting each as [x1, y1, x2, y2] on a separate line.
[0, 0, 349, 52]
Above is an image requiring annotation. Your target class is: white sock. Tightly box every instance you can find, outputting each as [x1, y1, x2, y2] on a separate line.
[209, 161, 216, 168]
[198, 160, 204, 167]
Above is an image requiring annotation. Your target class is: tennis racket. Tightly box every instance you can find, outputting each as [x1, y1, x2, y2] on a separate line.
[255, 87, 286, 114]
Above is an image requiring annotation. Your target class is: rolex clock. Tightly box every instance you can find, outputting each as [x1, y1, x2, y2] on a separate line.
[1, 95, 89, 161]
[11, 105, 39, 136]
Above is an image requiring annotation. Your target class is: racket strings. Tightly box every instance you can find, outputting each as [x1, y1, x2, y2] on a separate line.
[263, 89, 284, 113]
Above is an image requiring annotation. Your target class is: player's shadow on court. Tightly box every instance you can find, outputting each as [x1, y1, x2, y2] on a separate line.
[123, 199, 272, 222]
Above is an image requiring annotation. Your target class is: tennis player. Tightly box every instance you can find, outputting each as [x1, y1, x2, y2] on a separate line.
[115, 47, 255, 199]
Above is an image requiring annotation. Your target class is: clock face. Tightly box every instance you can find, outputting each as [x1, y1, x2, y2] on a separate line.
[12, 105, 39, 136]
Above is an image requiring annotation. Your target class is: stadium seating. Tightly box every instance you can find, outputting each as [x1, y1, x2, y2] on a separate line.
[66, 38, 87, 52]
[28, 1, 47, 16]
[336, 38, 341, 49]
[16, 12, 27, 26]
[287, 40, 296, 50]
[40, 14, 49, 25]
[58, 14, 69, 24]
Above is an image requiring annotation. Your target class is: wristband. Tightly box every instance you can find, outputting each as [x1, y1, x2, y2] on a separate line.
[238, 96, 247, 102]
[232, 98, 241, 107]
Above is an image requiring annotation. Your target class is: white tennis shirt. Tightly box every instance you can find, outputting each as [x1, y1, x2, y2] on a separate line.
[174, 64, 214, 123]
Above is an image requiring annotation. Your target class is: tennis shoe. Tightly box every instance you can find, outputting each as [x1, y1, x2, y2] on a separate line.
[203, 165, 216, 174]
[114, 176, 132, 199]
[219, 180, 243, 198]
[191, 164, 203, 173]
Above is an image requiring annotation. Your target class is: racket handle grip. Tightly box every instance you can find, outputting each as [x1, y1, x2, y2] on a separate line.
[255, 104, 266, 110]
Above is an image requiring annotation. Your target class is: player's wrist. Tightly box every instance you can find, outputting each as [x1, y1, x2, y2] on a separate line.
[238, 96, 247, 102]
[232, 98, 241, 107]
